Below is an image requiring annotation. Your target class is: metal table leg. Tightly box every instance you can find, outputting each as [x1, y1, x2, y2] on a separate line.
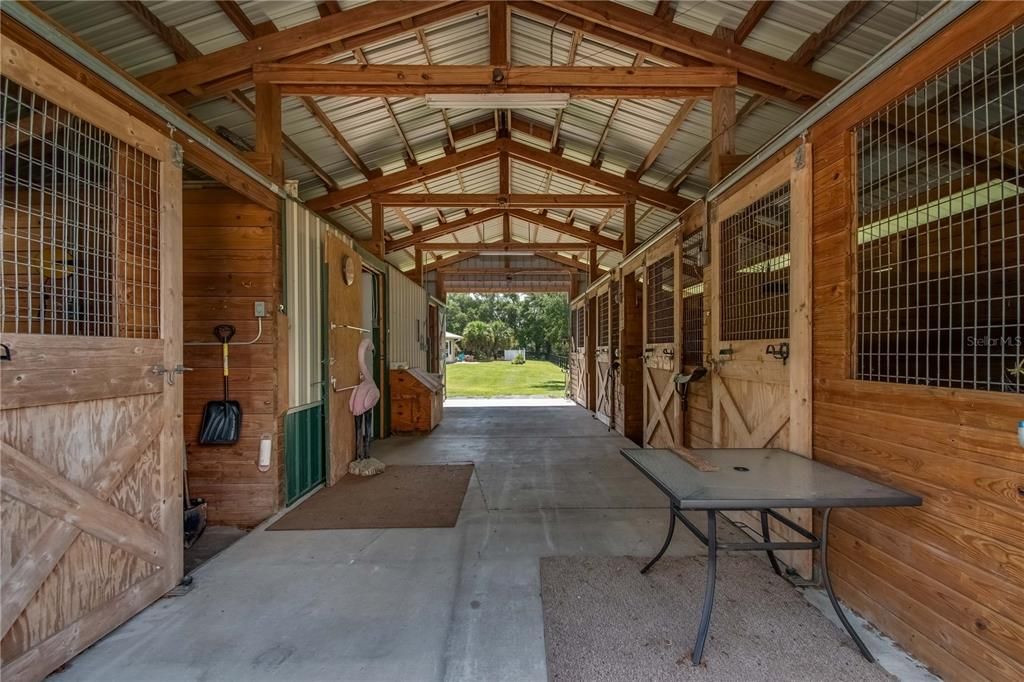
[759, 511, 783, 576]
[821, 508, 874, 662]
[691, 510, 718, 665]
[641, 504, 677, 574]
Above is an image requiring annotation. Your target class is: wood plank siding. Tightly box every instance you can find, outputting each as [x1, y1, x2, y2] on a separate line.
[182, 188, 284, 527]
[805, 5, 1024, 679]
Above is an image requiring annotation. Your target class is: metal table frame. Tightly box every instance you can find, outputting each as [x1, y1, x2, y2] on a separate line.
[640, 503, 863, 666]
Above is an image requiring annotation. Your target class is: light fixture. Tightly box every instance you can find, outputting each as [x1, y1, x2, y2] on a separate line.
[424, 94, 570, 110]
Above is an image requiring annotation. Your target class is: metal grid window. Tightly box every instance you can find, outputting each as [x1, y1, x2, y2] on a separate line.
[720, 183, 791, 341]
[1, 77, 160, 338]
[610, 279, 620, 355]
[681, 232, 705, 365]
[855, 25, 1022, 393]
[597, 291, 610, 347]
[646, 254, 675, 344]
[572, 304, 585, 350]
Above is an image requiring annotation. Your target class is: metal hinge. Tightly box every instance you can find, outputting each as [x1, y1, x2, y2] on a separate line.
[171, 142, 184, 169]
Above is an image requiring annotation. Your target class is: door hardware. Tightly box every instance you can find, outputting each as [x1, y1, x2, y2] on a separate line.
[766, 342, 790, 365]
[0, 343, 10, 361]
[151, 364, 192, 385]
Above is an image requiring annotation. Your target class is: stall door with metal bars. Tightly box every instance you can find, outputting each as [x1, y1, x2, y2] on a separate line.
[0, 45, 183, 680]
[642, 246, 681, 449]
[708, 146, 813, 577]
[594, 285, 614, 425]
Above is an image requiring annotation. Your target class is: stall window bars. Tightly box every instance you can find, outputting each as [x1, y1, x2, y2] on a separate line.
[854, 24, 1022, 393]
[681, 232, 705, 365]
[1, 77, 160, 338]
[597, 291, 610, 347]
[610, 279, 620, 355]
[646, 255, 674, 344]
[720, 183, 791, 341]
[572, 305, 585, 350]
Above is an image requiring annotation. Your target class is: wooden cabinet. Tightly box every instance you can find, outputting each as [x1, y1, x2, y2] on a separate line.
[390, 369, 443, 433]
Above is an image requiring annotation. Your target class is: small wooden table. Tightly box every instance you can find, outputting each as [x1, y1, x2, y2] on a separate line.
[621, 447, 921, 666]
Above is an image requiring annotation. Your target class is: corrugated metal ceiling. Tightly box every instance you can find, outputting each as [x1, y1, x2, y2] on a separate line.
[36, 0, 935, 273]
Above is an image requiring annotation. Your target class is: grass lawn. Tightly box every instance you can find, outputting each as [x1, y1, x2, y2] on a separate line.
[445, 360, 567, 398]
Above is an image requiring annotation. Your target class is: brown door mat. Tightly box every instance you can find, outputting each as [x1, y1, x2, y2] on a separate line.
[540, 555, 894, 682]
[268, 464, 474, 530]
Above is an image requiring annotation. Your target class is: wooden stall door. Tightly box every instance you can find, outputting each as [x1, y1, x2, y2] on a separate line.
[594, 286, 613, 425]
[709, 145, 812, 576]
[324, 232, 362, 486]
[0, 39, 183, 681]
[642, 246, 682, 449]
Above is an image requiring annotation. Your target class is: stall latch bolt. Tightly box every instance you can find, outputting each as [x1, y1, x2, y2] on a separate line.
[766, 343, 790, 365]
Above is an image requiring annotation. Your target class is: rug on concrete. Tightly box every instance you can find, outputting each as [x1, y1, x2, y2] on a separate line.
[540, 555, 893, 682]
[268, 464, 473, 530]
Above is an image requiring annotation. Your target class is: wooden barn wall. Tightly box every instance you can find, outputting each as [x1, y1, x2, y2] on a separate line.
[805, 5, 1024, 680]
[182, 188, 282, 527]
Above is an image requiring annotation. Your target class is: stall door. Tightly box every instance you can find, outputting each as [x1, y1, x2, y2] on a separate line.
[594, 287, 613, 424]
[568, 302, 588, 406]
[709, 145, 812, 576]
[324, 232, 362, 486]
[0, 42, 183, 680]
[642, 246, 681, 448]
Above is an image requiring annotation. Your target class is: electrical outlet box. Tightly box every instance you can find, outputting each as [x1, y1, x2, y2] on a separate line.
[254, 301, 267, 318]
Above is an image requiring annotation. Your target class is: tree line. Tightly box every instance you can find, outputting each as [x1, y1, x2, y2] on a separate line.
[445, 293, 570, 359]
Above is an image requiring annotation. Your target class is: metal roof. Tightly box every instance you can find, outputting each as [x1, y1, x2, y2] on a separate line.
[35, 0, 936, 273]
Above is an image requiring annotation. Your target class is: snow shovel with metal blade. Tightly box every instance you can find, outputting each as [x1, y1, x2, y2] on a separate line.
[198, 324, 242, 445]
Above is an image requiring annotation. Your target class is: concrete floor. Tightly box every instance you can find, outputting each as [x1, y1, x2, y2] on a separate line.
[53, 405, 930, 682]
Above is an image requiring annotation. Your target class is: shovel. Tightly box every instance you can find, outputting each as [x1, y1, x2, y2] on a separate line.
[198, 324, 242, 445]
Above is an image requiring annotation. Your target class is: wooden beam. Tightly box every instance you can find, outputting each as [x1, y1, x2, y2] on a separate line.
[623, 197, 636, 254]
[489, 1, 510, 66]
[591, 53, 645, 165]
[734, 0, 774, 44]
[414, 241, 592, 251]
[306, 140, 502, 211]
[424, 252, 478, 272]
[510, 1, 817, 107]
[636, 99, 697, 177]
[298, 96, 373, 178]
[367, 201, 384, 258]
[530, 2, 836, 98]
[536, 252, 588, 272]
[387, 209, 504, 251]
[411, 249, 424, 285]
[550, 30, 583, 150]
[710, 86, 736, 184]
[653, 1, 676, 21]
[255, 64, 735, 98]
[121, 1, 200, 62]
[506, 208, 622, 251]
[142, 2, 460, 95]
[374, 193, 628, 208]
[254, 82, 283, 182]
[436, 267, 570, 275]
[588, 245, 600, 281]
[506, 139, 690, 211]
[668, 1, 867, 192]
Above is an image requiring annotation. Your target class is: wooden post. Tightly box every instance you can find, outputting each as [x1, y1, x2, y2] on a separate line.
[489, 1, 510, 66]
[710, 86, 736, 184]
[623, 195, 636, 254]
[569, 271, 579, 300]
[254, 82, 283, 183]
[369, 201, 384, 258]
[436, 271, 447, 302]
[589, 245, 600, 283]
[411, 249, 423, 285]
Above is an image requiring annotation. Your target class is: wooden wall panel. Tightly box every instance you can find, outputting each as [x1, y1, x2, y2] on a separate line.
[808, 11, 1024, 673]
[182, 189, 282, 527]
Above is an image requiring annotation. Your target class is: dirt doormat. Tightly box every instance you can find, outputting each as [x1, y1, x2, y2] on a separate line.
[540, 555, 893, 682]
[268, 464, 473, 530]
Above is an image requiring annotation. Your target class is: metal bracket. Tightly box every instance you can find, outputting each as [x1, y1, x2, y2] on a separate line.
[171, 142, 184, 169]
[766, 342, 790, 365]
[152, 363, 192, 385]
[794, 144, 806, 170]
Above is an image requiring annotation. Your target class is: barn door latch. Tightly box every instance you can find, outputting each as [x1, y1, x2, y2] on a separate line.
[152, 363, 192, 385]
[765, 343, 790, 365]
[0, 343, 10, 361]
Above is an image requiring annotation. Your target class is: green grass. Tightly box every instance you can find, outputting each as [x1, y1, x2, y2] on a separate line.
[445, 360, 567, 398]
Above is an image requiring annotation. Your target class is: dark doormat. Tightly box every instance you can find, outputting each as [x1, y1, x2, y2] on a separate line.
[268, 464, 474, 530]
[540, 555, 893, 682]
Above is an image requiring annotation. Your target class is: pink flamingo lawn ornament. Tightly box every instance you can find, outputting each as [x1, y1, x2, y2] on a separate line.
[347, 338, 385, 476]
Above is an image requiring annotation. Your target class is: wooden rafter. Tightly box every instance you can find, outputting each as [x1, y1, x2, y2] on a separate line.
[216, 1, 272, 40]
[307, 140, 502, 211]
[507, 208, 622, 250]
[635, 99, 697, 178]
[590, 54, 646, 165]
[349, 47, 417, 162]
[373, 193, 628, 208]
[669, 0, 868, 192]
[387, 209, 504, 252]
[414, 241, 592, 251]
[510, 1, 817, 107]
[528, 2, 836, 98]
[424, 252, 479, 272]
[141, 1, 465, 96]
[253, 63, 736, 98]
[536, 252, 588, 271]
[550, 29, 583, 150]
[734, 0, 774, 44]
[122, 0, 336, 189]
